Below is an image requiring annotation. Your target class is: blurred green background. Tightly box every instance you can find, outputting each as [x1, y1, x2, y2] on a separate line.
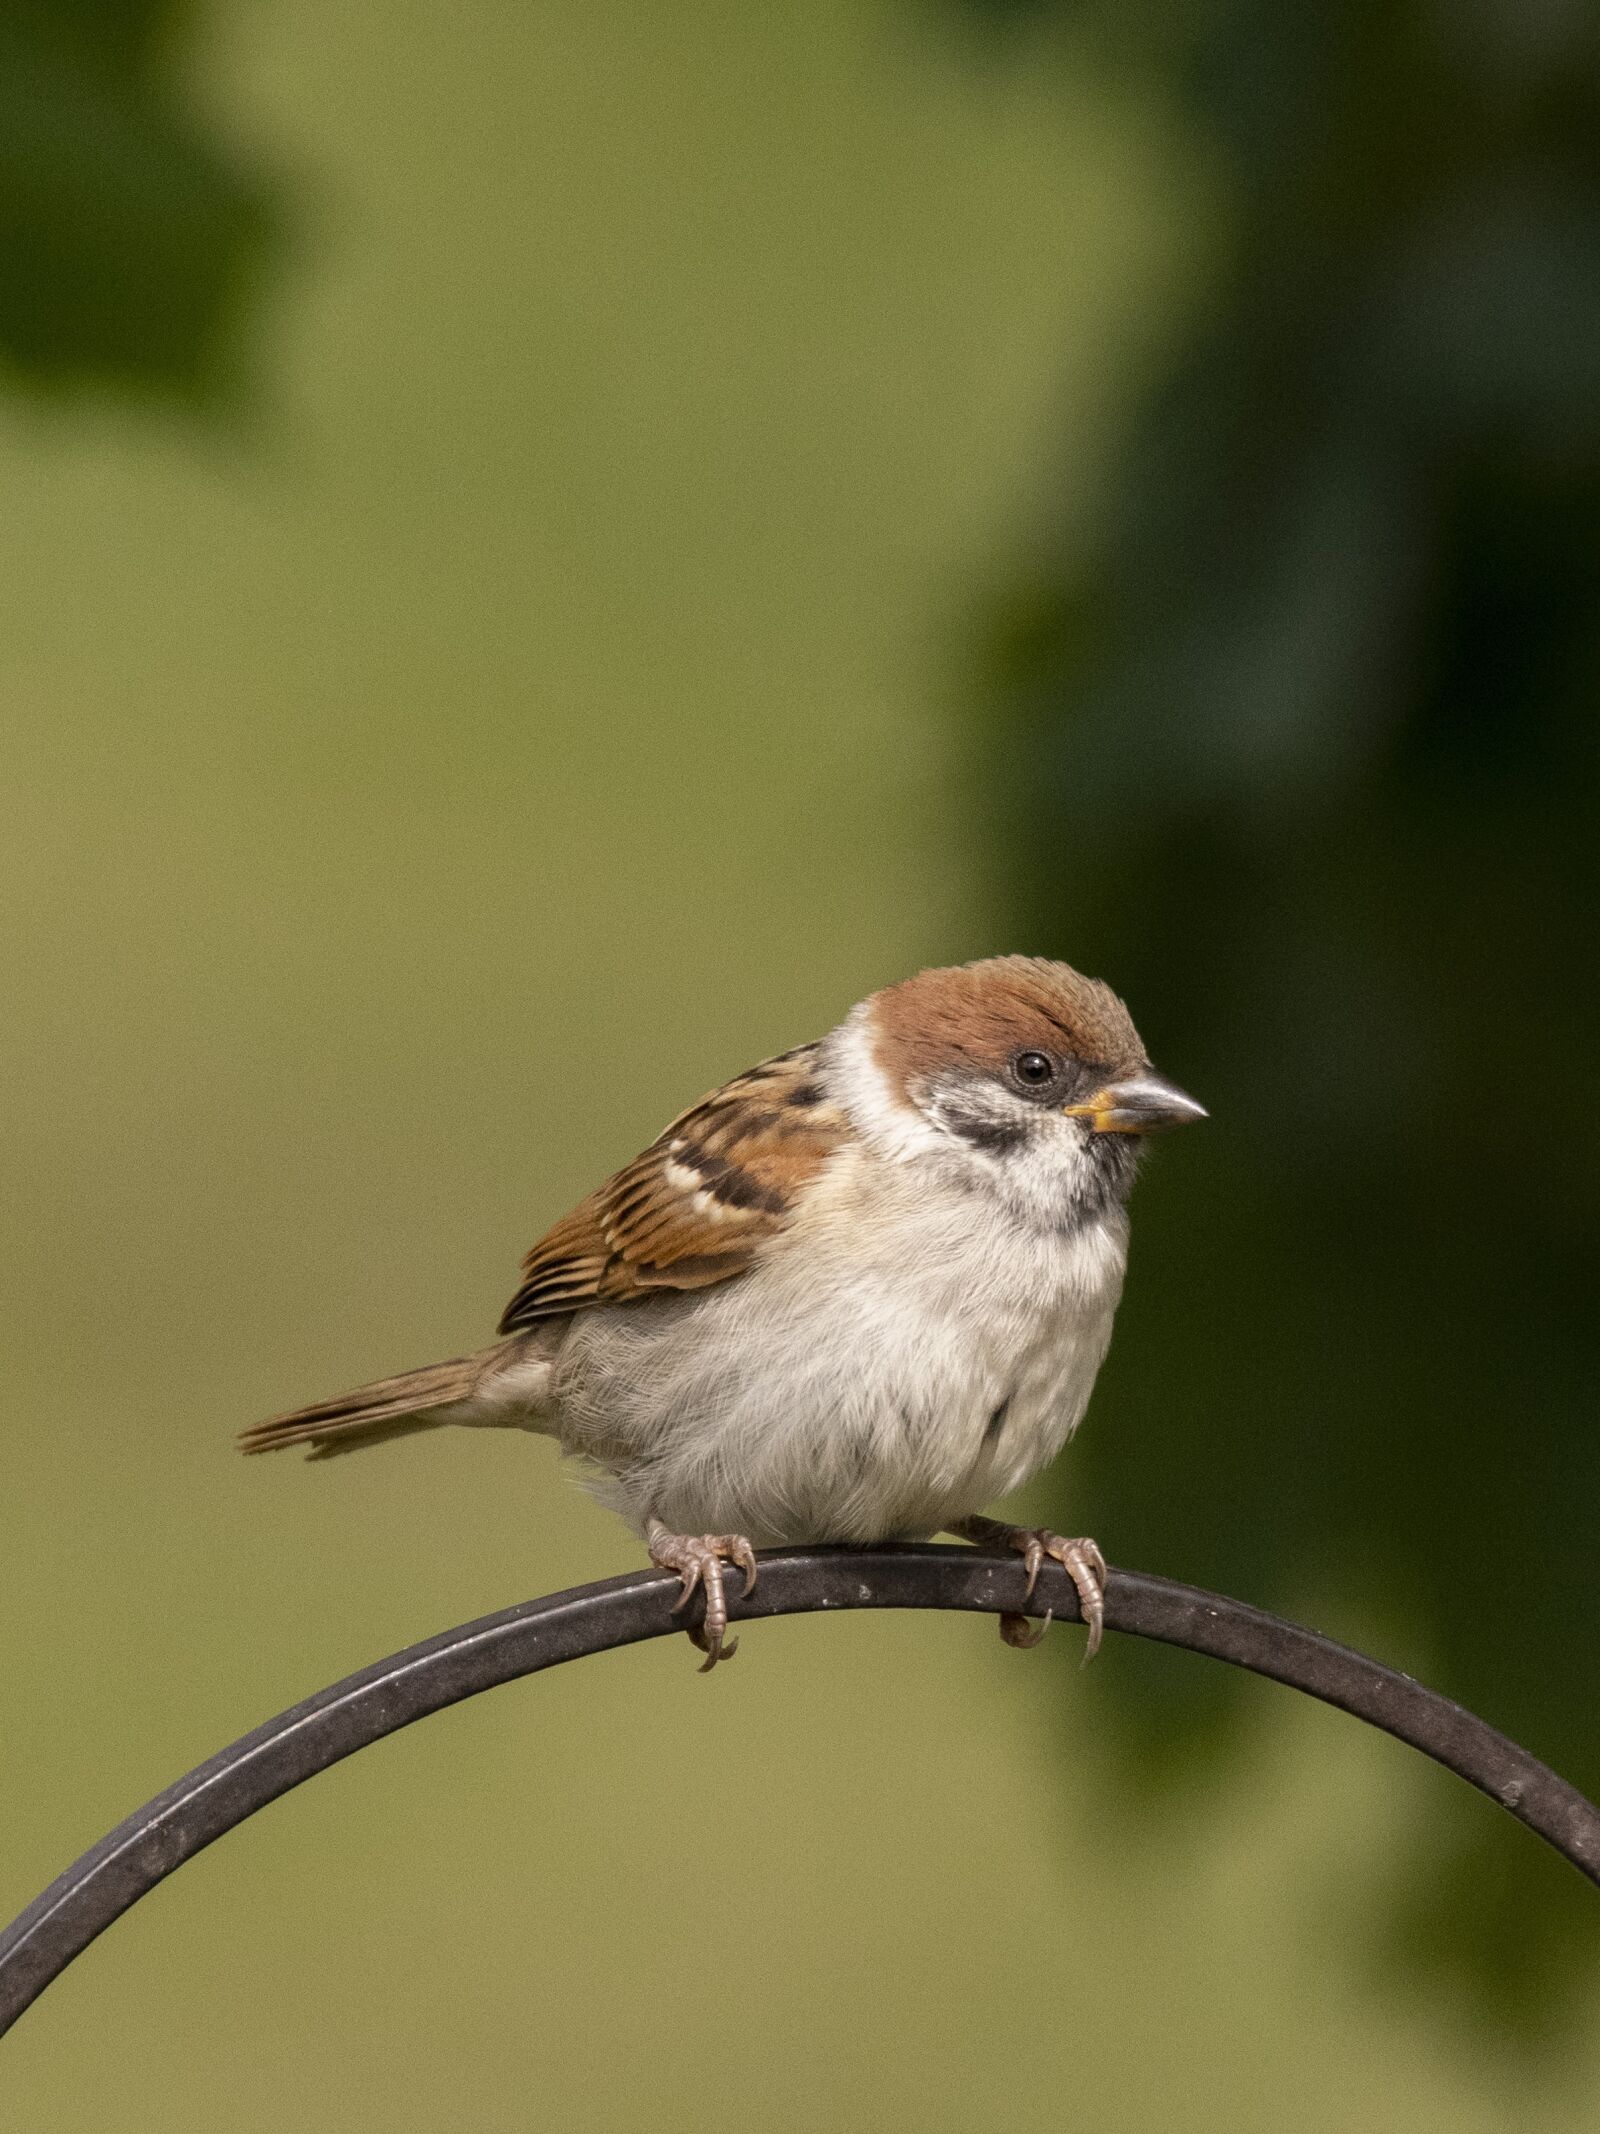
[2, 3, 1598, 2128]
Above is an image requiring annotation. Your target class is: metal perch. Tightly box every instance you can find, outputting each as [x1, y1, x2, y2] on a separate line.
[2, 1544, 1596, 2038]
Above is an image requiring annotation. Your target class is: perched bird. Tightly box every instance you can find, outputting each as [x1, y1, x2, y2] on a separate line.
[241, 957, 1203, 1668]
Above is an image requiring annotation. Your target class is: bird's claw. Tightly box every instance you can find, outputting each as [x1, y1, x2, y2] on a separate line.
[999, 1609, 1051, 1649]
[647, 1529, 758, 1673]
[1005, 1529, 1108, 1661]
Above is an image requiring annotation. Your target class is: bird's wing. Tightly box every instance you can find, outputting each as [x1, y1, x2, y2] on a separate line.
[497, 1043, 848, 1332]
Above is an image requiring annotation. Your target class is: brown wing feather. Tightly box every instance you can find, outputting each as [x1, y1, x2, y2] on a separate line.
[498, 1043, 846, 1333]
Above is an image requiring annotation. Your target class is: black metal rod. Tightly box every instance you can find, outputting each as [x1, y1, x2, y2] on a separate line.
[3, 1545, 1596, 2039]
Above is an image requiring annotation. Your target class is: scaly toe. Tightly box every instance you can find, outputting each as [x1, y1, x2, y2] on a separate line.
[1001, 1528, 1108, 1660]
[1047, 1536, 1106, 1662]
[647, 1528, 758, 1673]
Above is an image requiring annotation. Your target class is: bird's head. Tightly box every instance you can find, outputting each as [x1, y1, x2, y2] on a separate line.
[837, 955, 1205, 1228]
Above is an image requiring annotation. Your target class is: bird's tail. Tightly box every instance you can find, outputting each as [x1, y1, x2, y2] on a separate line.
[237, 1337, 549, 1461]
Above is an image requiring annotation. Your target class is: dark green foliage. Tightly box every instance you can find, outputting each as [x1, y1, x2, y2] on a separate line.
[0, 1, 275, 393]
[963, 0, 1600, 2029]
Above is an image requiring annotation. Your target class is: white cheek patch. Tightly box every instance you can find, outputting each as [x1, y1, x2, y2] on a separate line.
[826, 1004, 946, 1164]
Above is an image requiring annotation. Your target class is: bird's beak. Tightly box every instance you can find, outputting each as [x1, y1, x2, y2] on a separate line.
[1064, 1072, 1208, 1135]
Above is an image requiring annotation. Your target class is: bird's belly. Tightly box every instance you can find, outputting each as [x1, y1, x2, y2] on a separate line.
[550, 1220, 1123, 1547]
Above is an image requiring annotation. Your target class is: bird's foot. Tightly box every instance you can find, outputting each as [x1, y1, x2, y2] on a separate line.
[952, 1517, 1107, 1660]
[1003, 1529, 1107, 1660]
[646, 1524, 758, 1673]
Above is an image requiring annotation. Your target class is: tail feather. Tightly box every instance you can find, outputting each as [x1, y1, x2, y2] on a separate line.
[238, 1354, 485, 1460]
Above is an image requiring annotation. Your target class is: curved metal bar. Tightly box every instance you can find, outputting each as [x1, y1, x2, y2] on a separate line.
[2, 1545, 1596, 2038]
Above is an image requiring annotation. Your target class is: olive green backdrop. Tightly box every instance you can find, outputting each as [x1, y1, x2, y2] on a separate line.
[1, 5, 1596, 2129]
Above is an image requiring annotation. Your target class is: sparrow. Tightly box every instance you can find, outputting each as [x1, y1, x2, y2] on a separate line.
[240, 956, 1203, 1669]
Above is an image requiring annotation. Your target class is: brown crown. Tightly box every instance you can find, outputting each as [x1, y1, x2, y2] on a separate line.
[869, 955, 1146, 1092]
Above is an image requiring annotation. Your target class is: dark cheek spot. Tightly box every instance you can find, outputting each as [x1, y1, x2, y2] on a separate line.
[945, 1108, 1028, 1157]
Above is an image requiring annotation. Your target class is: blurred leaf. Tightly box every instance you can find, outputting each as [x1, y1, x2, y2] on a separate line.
[955, 0, 1600, 2037]
[0, 1, 276, 395]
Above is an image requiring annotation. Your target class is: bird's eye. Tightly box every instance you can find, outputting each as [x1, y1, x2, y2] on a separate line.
[1012, 1050, 1055, 1088]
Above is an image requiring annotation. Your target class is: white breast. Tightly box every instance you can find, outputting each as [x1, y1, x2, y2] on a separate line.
[550, 1142, 1128, 1547]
